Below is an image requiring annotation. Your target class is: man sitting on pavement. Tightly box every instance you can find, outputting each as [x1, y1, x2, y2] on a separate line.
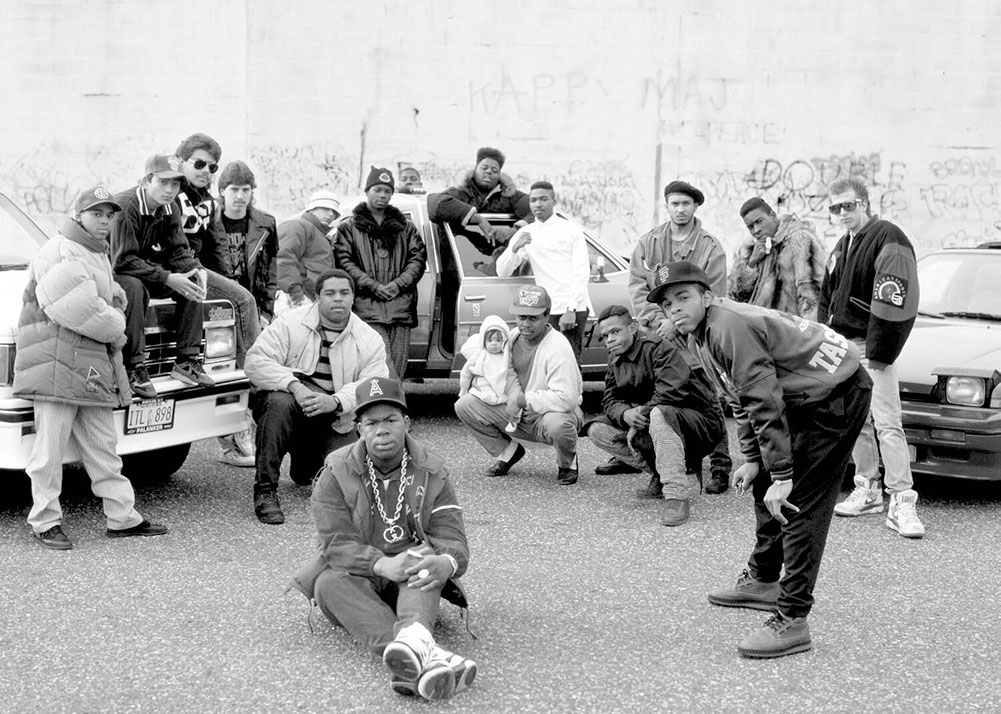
[291, 376, 476, 702]
[496, 181, 593, 363]
[653, 260, 872, 659]
[454, 285, 583, 486]
[243, 269, 389, 525]
[276, 190, 340, 314]
[583, 305, 723, 526]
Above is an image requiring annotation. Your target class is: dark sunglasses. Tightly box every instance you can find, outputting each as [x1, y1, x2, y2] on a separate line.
[828, 200, 861, 215]
[190, 159, 219, 173]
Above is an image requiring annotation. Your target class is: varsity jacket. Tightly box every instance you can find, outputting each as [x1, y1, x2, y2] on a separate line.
[176, 184, 227, 270]
[211, 205, 279, 318]
[244, 305, 389, 433]
[14, 218, 131, 407]
[729, 214, 827, 320]
[110, 186, 199, 286]
[629, 217, 727, 328]
[595, 333, 718, 430]
[689, 298, 861, 481]
[333, 203, 427, 327]
[277, 211, 334, 298]
[817, 216, 919, 365]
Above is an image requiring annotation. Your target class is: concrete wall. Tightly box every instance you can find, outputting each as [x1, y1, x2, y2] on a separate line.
[2, 0, 999, 258]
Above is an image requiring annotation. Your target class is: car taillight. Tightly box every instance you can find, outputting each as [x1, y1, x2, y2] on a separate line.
[0, 344, 13, 386]
[205, 326, 236, 360]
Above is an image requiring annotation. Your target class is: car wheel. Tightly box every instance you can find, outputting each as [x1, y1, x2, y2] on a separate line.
[121, 443, 192, 481]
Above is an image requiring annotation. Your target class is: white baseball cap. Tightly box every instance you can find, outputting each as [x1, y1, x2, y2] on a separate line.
[307, 190, 341, 214]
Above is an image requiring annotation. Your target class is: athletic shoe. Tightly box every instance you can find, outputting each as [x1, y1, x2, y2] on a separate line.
[233, 426, 256, 457]
[595, 457, 641, 475]
[383, 622, 435, 682]
[128, 365, 157, 400]
[708, 568, 780, 611]
[705, 470, 730, 494]
[390, 675, 418, 697]
[737, 612, 812, 659]
[33, 525, 73, 550]
[557, 467, 578, 486]
[886, 489, 925, 538]
[254, 491, 285, 525]
[660, 498, 690, 526]
[485, 443, 526, 477]
[106, 520, 168, 538]
[220, 448, 255, 468]
[171, 358, 214, 387]
[834, 475, 884, 517]
[417, 645, 477, 701]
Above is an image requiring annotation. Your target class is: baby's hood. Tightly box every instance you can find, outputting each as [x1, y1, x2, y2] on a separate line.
[459, 314, 511, 360]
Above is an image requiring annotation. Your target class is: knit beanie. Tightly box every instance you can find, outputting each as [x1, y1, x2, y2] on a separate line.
[365, 166, 395, 192]
[475, 147, 505, 169]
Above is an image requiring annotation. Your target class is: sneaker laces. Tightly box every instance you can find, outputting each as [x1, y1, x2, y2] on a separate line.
[895, 498, 920, 525]
[763, 612, 790, 632]
[843, 482, 871, 509]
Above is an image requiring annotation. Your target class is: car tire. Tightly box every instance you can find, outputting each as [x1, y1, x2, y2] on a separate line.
[121, 443, 192, 481]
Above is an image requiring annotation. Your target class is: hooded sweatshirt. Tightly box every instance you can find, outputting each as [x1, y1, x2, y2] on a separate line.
[459, 314, 516, 405]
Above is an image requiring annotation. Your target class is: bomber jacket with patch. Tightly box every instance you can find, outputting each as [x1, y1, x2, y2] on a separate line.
[817, 216, 919, 365]
[689, 298, 862, 481]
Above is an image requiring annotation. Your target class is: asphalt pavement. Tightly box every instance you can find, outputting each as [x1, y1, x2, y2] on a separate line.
[1, 380, 999, 713]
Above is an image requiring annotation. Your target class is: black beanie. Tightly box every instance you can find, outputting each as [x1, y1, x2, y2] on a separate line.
[475, 147, 506, 169]
[365, 166, 395, 192]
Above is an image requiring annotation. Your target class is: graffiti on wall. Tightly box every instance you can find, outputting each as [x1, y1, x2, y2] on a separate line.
[251, 145, 355, 217]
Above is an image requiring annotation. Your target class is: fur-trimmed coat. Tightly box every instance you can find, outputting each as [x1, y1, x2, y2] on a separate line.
[728, 214, 827, 320]
[333, 202, 427, 326]
[427, 170, 531, 226]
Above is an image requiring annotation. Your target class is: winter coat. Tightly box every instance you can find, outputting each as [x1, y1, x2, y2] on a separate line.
[729, 214, 827, 320]
[244, 304, 389, 433]
[333, 203, 427, 327]
[211, 205, 279, 319]
[458, 314, 518, 405]
[277, 211, 334, 298]
[818, 217, 919, 365]
[14, 218, 132, 407]
[629, 217, 727, 329]
[110, 186, 200, 287]
[427, 170, 531, 226]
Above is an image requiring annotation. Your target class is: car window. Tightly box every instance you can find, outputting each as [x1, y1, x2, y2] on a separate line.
[918, 252, 1001, 315]
[0, 193, 47, 266]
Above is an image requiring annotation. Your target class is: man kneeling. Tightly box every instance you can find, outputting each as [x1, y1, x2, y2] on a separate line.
[297, 377, 476, 701]
[583, 305, 722, 526]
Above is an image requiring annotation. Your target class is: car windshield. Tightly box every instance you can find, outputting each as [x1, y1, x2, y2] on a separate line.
[0, 193, 47, 267]
[918, 251, 1001, 318]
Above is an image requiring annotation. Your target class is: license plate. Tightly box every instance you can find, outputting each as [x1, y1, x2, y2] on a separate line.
[125, 398, 176, 435]
[908, 444, 917, 463]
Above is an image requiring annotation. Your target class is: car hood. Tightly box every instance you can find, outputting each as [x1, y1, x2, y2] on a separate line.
[0, 266, 28, 342]
[897, 319, 1001, 389]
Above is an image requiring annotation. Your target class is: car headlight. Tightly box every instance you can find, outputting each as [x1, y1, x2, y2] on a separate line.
[205, 326, 236, 360]
[945, 376, 986, 406]
[0, 344, 13, 386]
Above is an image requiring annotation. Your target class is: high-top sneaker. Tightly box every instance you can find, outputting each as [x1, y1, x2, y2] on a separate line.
[886, 489, 925, 538]
[834, 475, 884, 517]
[383, 622, 435, 682]
[417, 645, 477, 701]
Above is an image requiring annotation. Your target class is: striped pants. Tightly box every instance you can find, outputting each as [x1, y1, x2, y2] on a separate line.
[26, 401, 144, 533]
[370, 323, 411, 380]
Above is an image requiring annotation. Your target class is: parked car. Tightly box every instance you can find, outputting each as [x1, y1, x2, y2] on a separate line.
[333, 193, 628, 380]
[897, 244, 1001, 480]
[0, 192, 251, 479]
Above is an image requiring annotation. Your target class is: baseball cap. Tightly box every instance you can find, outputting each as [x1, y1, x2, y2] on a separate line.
[510, 285, 552, 316]
[307, 190, 341, 214]
[144, 154, 185, 180]
[354, 377, 408, 417]
[646, 261, 712, 304]
[75, 185, 121, 213]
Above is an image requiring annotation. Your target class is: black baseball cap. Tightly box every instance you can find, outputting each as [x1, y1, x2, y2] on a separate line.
[354, 377, 408, 417]
[646, 261, 712, 304]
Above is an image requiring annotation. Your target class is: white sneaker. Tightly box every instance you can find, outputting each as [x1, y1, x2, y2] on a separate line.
[834, 475, 884, 517]
[887, 489, 925, 538]
[233, 426, 256, 457]
[219, 448, 255, 468]
[417, 645, 476, 701]
[383, 622, 434, 682]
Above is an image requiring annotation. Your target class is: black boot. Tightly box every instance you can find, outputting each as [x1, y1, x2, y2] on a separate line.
[635, 472, 664, 499]
[254, 487, 285, 525]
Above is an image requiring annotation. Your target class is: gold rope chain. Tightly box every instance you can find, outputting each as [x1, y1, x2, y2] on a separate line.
[366, 451, 413, 543]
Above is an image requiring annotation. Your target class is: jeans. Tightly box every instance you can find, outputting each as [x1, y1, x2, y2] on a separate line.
[454, 393, 582, 469]
[313, 568, 441, 655]
[252, 390, 358, 492]
[850, 339, 914, 493]
[204, 269, 260, 368]
[547, 310, 589, 365]
[115, 274, 203, 366]
[747, 368, 872, 618]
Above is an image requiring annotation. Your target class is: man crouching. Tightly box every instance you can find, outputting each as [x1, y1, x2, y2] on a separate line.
[299, 377, 475, 701]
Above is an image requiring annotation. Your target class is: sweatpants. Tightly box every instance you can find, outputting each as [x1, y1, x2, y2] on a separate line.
[454, 393, 582, 469]
[313, 568, 441, 655]
[26, 401, 144, 533]
[747, 367, 872, 618]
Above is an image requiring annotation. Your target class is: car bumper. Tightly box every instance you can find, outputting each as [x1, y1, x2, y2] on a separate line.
[0, 373, 250, 471]
[901, 401, 1001, 481]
